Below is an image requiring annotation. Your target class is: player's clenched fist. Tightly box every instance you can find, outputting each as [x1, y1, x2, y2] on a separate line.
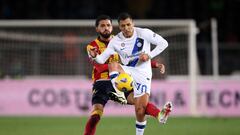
[88, 46, 98, 58]
[156, 63, 165, 74]
[139, 53, 151, 62]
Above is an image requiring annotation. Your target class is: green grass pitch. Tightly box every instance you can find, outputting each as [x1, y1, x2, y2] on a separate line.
[0, 116, 240, 135]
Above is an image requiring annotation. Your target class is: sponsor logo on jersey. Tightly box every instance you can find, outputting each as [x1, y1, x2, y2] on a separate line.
[120, 51, 144, 59]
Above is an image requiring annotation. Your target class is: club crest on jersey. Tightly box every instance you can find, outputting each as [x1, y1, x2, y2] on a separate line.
[121, 43, 125, 47]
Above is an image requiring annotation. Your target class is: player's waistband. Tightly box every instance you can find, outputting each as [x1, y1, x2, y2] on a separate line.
[95, 79, 111, 82]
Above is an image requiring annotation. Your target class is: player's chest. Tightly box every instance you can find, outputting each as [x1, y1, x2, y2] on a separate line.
[116, 37, 145, 54]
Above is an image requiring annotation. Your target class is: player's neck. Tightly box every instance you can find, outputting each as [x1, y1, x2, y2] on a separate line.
[123, 33, 132, 38]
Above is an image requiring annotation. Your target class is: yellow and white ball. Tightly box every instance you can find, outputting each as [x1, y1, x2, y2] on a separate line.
[115, 73, 133, 92]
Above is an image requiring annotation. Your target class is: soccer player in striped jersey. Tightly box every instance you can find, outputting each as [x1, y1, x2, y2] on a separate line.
[84, 14, 170, 135]
[88, 13, 173, 135]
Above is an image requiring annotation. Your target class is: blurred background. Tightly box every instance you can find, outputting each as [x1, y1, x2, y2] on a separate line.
[0, 0, 240, 135]
[0, 0, 239, 76]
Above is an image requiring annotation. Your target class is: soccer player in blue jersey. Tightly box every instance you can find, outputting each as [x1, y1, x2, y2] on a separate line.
[84, 14, 169, 135]
[89, 13, 173, 135]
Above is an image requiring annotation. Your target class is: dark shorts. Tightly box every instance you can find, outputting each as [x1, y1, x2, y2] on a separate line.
[92, 80, 131, 106]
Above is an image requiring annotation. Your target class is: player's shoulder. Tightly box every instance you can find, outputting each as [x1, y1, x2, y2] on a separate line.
[86, 38, 98, 50]
[135, 27, 153, 34]
[111, 33, 123, 42]
[135, 27, 153, 38]
[88, 38, 100, 47]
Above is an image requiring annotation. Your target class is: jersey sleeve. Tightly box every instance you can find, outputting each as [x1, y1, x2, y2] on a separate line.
[94, 40, 116, 64]
[143, 29, 168, 59]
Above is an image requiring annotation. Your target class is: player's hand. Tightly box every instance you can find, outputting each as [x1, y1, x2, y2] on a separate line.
[88, 47, 98, 58]
[156, 63, 165, 74]
[139, 53, 150, 62]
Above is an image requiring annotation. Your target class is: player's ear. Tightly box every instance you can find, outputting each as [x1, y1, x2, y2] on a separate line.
[118, 25, 122, 31]
[96, 27, 99, 33]
[130, 19, 134, 27]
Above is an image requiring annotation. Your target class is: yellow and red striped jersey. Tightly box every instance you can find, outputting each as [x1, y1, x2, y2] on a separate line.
[86, 36, 119, 82]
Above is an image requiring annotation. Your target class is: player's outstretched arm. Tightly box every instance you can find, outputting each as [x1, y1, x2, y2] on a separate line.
[88, 45, 115, 64]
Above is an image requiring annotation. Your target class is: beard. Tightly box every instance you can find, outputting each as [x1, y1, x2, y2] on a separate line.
[99, 32, 111, 39]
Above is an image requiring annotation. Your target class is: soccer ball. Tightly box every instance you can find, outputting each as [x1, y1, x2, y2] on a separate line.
[115, 73, 133, 92]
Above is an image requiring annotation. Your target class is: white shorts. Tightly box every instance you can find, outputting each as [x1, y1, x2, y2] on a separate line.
[120, 65, 152, 98]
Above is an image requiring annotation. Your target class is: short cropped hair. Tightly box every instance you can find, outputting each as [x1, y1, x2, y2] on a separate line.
[95, 15, 112, 27]
[117, 12, 132, 23]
